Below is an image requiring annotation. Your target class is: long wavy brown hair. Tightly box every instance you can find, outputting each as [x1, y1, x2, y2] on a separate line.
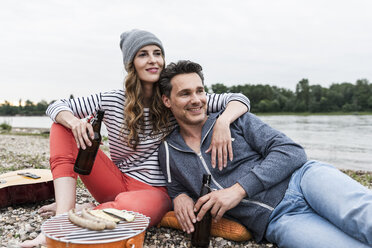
[122, 62, 172, 149]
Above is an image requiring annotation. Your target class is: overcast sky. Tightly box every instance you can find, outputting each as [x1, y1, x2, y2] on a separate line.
[1, 0, 372, 104]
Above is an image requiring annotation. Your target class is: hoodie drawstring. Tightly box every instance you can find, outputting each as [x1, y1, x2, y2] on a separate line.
[164, 141, 172, 183]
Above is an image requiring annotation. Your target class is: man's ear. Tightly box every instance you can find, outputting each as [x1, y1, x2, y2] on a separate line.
[162, 95, 171, 108]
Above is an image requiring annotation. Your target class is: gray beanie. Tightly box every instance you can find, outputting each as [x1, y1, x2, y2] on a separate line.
[119, 29, 164, 71]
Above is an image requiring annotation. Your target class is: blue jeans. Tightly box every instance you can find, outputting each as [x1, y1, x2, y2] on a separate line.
[265, 160, 372, 248]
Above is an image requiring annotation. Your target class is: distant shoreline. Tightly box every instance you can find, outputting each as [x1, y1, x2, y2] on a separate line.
[4, 127, 50, 135]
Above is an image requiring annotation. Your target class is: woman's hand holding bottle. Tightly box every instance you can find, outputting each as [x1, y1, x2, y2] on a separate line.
[55, 111, 94, 149]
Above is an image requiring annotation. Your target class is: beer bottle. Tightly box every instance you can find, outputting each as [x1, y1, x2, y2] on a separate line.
[73, 110, 105, 175]
[191, 174, 212, 248]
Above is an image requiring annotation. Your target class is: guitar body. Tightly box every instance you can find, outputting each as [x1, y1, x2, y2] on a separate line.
[0, 169, 54, 208]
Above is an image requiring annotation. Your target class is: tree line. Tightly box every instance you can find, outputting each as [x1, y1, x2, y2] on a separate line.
[1, 79, 371, 116]
[0, 95, 73, 116]
[0, 100, 50, 116]
[207, 78, 372, 113]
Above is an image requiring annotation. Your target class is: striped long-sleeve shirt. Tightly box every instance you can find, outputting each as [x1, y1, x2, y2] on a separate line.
[46, 89, 250, 186]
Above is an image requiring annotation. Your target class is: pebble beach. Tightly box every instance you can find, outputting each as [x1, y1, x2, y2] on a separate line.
[1, 130, 371, 247]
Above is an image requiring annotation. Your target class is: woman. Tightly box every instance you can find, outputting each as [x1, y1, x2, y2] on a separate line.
[20, 29, 250, 247]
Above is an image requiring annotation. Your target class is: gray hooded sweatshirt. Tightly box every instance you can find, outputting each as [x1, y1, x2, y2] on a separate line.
[158, 112, 307, 242]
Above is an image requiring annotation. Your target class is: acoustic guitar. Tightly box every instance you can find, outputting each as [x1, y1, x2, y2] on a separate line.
[0, 169, 54, 208]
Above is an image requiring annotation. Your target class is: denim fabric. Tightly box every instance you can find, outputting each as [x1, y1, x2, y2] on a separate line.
[265, 160, 372, 248]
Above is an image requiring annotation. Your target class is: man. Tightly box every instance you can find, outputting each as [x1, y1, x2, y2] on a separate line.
[158, 60, 372, 248]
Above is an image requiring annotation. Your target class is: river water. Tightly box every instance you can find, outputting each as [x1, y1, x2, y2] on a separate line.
[1, 115, 371, 171]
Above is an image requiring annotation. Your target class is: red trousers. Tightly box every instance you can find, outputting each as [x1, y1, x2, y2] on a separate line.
[49, 123, 171, 226]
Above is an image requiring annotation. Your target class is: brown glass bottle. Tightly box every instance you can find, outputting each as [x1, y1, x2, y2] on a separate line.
[73, 110, 105, 175]
[191, 174, 212, 248]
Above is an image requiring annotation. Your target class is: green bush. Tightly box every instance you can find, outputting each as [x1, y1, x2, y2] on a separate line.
[0, 122, 12, 132]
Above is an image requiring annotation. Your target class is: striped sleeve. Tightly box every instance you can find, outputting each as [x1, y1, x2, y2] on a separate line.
[206, 92, 250, 114]
[46, 93, 102, 122]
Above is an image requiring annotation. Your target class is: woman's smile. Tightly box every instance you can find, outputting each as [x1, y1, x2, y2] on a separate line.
[146, 67, 160, 73]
